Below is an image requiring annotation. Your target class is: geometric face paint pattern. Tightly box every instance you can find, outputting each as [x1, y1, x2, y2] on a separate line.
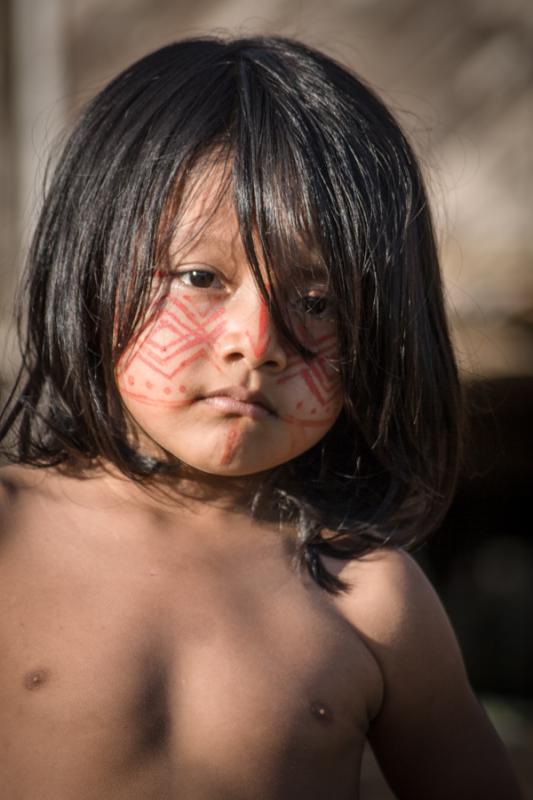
[276, 329, 340, 428]
[117, 294, 226, 405]
[115, 166, 344, 474]
[118, 294, 340, 429]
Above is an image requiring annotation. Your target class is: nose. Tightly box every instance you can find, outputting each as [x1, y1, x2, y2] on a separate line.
[216, 284, 288, 372]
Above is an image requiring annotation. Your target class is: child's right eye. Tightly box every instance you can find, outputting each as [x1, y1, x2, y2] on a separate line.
[175, 269, 220, 289]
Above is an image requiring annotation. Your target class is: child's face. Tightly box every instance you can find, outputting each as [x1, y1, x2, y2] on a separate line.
[116, 176, 343, 477]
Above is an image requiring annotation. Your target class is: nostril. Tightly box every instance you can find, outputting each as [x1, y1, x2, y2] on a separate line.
[224, 351, 244, 364]
[216, 317, 288, 372]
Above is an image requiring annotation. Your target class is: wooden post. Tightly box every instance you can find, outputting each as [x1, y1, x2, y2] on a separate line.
[11, 0, 67, 256]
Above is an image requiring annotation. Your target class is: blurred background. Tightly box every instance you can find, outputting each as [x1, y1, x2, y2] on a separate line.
[0, 0, 532, 796]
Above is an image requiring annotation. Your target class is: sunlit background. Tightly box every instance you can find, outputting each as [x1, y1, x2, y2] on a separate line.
[1, 1, 532, 796]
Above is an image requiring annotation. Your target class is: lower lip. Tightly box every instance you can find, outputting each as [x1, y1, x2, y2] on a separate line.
[201, 396, 272, 420]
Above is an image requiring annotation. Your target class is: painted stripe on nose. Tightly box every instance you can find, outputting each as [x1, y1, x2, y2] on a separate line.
[246, 295, 272, 359]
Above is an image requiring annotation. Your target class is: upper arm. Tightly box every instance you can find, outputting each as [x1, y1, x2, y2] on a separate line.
[335, 550, 522, 800]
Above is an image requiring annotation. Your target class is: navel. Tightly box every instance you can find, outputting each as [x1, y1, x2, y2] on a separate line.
[23, 668, 51, 691]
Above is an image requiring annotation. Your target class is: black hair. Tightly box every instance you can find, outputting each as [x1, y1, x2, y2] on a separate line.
[0, 35, 463, 592]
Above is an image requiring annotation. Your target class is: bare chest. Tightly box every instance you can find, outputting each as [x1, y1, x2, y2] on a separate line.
[0, 525, 378, 799]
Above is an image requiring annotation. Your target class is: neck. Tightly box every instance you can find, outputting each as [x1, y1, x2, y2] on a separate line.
[88, 458, 282, 522]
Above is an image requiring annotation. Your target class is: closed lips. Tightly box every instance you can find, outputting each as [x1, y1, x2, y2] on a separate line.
[201, 389, 275, 416]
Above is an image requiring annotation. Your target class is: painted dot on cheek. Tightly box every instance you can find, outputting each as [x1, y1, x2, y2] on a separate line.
[145, 381, 153, 390]
[127, 376, 135, 386]
[179, 385, 187, 394]
[296, 401, 303, 410]
[311, 408, 316, 415]
[163, 387, 172, 395]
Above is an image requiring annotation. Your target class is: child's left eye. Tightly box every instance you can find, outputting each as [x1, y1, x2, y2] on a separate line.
[297, 293, 330, 317]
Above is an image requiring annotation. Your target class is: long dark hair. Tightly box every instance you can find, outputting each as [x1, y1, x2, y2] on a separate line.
[0, 35, 463, 591]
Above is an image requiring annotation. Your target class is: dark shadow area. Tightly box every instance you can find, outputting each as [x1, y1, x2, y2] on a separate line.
[415, 375, 533, 798]
[423, 375, 533, 698]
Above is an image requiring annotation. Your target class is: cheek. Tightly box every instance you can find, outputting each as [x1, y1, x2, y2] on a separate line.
[277, 330, 342, 428]
[116, 292, 226, 406]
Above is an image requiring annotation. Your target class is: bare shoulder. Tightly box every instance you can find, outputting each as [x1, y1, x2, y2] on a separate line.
[0, 463, 68, 550]
[0, 463, 38, 511]
[324, 548, 523, 799]
[0, 464, 35, 540]
[328, 547, 474, 714]
[325, 547, 467, 709]
[0, 462, 45, 492]
[327, 548, 456, 654]
[0, 462, 53, 510]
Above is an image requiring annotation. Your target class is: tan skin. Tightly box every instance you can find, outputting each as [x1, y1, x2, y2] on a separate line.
[0, 181, 522, 799]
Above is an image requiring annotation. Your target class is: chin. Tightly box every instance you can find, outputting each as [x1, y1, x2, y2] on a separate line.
[192, 459, 276, 478]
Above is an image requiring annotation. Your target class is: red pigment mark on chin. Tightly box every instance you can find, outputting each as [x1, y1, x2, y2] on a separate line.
[220, 427, 240, 466]
[145, 381, 153, 389]
[179, 385, 187, 393]
[163, 387, 171, 395]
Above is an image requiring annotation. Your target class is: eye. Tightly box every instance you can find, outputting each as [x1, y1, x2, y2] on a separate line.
[177, 269, 221, 289]
[300, 294, 328, 316]
[294, 290, 333, 319]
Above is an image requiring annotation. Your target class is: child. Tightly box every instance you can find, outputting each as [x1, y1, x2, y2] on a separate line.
[0, 35, 522, 799]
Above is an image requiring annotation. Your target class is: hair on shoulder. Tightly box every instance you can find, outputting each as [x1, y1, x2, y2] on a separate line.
[0, 35, 463, 592]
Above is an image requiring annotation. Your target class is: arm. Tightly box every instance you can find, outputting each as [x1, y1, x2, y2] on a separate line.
[335, 550, 523, 800]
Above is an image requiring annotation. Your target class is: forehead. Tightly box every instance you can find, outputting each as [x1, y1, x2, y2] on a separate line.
[166, 161, 327, 279]
[169, 168, 243, 263]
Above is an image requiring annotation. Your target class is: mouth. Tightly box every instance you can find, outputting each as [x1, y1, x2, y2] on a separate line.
[199, 387, 275, 419]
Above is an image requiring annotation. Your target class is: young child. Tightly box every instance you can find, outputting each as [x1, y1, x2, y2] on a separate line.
[0, 35, 522, 799]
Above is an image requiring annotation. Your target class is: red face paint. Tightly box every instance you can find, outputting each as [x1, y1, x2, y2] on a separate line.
[277, 331, 339, 427]
[219, 426, 241, 466]
[116, 170, 343, 475]
[245, 293, 271, 360]
[117, 293, 226, 406]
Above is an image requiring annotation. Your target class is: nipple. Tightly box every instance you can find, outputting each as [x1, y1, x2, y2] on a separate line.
[310, 701, 332, 723]
[23, 668, 50, 691]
